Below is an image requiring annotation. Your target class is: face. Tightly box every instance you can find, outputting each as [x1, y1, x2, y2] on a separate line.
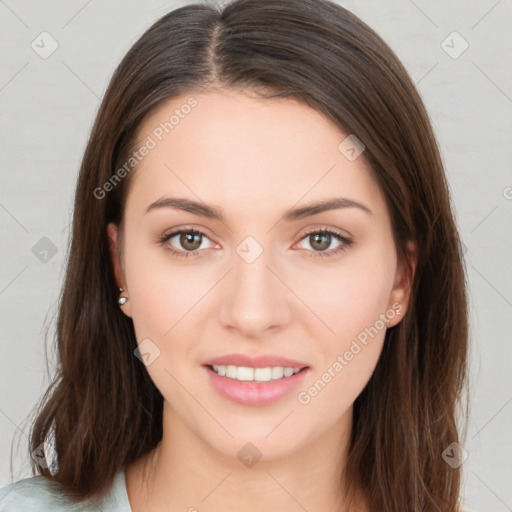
[108, 89, 413, 461]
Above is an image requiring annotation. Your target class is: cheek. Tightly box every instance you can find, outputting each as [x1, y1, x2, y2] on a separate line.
[123, 248, 203, 405]
[295, 245, 396, 405]
[295, 272, 392, 425]
[302, 250, 396, 344]
[123, 241, 205, 338]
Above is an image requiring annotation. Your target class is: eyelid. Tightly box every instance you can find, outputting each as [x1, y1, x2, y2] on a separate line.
[158, 225, 217, 243]
[298, 225, 352, 240]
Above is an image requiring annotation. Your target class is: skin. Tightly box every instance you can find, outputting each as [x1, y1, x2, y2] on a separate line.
[107, 89, 415, 511]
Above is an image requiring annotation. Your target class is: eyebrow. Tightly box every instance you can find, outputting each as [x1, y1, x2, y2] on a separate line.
[145, 196, 372, 221]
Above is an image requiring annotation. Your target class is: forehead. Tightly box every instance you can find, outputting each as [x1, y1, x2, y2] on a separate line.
[126, 89, 385, 218]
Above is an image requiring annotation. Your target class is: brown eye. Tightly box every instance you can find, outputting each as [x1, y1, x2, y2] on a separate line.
[158, 228, 214, 257]
[179, 232, 203, 251]
[309, 232, 331, 251]
[296, 228, 353, 258]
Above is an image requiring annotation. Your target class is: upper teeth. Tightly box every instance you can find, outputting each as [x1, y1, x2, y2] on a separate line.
[212, 365, 301, 382]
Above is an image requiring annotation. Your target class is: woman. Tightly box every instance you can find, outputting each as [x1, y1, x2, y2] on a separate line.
[0, 0, 468, 510]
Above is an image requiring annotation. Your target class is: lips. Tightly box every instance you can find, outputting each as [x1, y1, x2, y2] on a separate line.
[201, 353, 311, 407]
[202, 353, 310, 369]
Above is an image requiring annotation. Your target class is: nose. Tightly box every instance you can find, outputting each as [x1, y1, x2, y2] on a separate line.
[218, 244, 291, 338]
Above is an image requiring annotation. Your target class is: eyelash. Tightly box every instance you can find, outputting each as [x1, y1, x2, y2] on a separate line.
[157, 227, 353, 258]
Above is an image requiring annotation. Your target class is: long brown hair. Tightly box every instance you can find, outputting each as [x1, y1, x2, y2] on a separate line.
[28, 1, 469, 510]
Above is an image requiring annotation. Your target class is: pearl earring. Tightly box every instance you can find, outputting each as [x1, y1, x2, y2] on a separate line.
[118, 288, 128, 306]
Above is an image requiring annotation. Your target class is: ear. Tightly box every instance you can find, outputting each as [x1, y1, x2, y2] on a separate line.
[386, 241, 417, 328]
[107, 222, 132, 318]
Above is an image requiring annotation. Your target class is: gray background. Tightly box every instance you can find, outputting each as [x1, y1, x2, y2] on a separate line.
[1, 1, 511, 510]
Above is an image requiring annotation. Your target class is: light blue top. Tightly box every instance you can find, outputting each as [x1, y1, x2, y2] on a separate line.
[0, 468, 131, 511]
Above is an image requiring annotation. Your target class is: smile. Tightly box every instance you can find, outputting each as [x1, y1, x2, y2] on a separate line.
[203, 364, 310, 407]
[209, 364, 303, 382]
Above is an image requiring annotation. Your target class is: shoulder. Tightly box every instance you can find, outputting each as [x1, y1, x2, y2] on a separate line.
[0, 470, 131, 511]
[0, 475, 75, 511]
